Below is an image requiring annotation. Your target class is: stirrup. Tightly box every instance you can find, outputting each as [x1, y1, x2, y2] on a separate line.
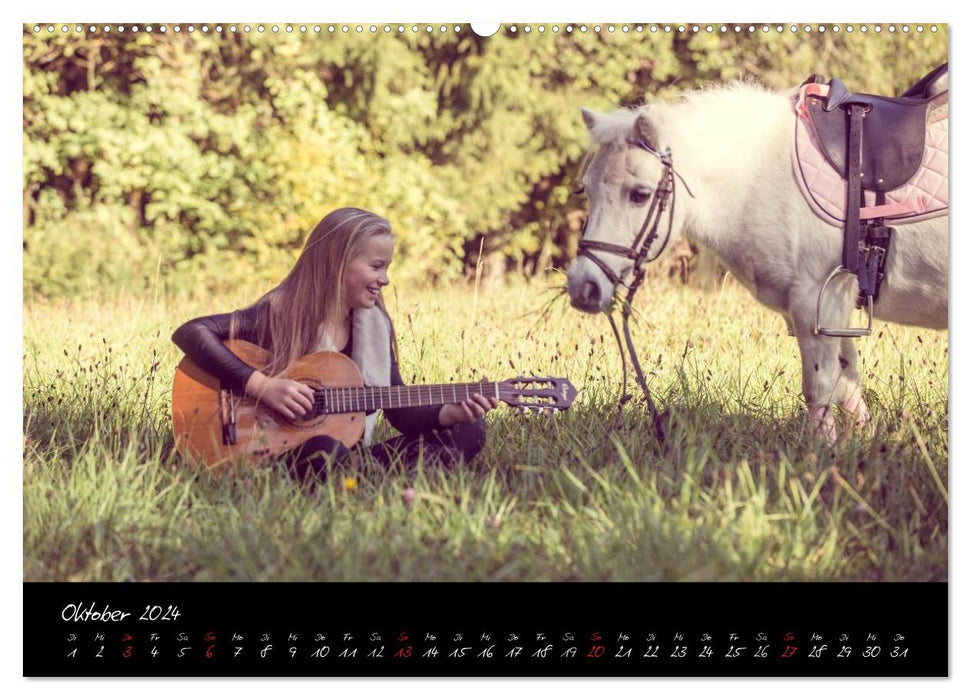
[814, 266, 873, 337]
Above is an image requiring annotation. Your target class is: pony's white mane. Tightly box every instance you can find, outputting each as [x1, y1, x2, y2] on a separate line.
[586, 81, 780, 147]
[581, 81, 788, 196]
[581, 80, 795, 251]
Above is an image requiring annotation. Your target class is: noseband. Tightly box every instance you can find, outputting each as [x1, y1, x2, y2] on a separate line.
[576, 140, 689, 445]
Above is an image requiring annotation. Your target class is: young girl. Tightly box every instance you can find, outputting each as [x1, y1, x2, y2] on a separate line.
[172, 207, 498, 480]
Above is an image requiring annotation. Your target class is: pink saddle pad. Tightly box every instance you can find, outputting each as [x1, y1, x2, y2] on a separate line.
[791, 83, 948, 227]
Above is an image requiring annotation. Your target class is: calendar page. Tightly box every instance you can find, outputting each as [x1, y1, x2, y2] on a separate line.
[22, 20, 948, 678]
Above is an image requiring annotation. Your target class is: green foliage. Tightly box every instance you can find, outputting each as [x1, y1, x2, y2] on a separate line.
[23, 25, 948, 298]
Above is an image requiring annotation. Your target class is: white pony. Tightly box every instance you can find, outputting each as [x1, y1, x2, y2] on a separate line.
[567, 83, 947, 439]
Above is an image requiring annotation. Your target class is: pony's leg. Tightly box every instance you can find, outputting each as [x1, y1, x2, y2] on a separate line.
[789, 292, 847, 443]
[794, 333, 841, 444]
[837, 337, 871, 429]
[791, 289, 873, 441]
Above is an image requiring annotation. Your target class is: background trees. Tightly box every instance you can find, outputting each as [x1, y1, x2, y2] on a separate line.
[23, 24, 947, 298]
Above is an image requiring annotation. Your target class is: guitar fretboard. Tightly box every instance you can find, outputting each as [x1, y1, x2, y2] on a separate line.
[313, 382, 503, 415]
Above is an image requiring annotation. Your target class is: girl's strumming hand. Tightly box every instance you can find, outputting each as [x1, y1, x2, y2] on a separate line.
[438, 393, 499, 427]
[245, 372, 315, 419]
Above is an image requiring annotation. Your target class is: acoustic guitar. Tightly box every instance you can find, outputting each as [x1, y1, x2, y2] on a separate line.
[171, 339, 577, 468]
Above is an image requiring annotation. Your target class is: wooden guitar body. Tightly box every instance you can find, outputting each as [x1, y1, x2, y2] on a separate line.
[172, 340, 365, 469]
[172, 339, 577, 470]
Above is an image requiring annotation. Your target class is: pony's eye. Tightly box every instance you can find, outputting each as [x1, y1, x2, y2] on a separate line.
[630, 189, 652, 205]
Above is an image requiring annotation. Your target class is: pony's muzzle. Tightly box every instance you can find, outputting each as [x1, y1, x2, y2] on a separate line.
[566, 263, 613, 313]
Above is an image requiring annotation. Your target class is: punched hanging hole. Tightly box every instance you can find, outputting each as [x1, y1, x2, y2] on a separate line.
[470, 23, 501, 37]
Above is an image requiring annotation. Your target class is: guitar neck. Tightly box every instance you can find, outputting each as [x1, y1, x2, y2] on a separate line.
[314, 382, 503, 414]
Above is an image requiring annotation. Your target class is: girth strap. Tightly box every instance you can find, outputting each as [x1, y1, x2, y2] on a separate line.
[857, 223, 892, 305]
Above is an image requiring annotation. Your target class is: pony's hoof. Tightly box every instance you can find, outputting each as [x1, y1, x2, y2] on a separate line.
[809, 405, 838, 446]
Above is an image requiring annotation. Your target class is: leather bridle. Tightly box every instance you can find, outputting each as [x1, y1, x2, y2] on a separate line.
[575, 140, 690, 445]
[577, 139, 678, 292]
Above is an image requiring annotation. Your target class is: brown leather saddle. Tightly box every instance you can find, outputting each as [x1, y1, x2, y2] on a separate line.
[800, 63, 948, 336]
[805, 63, 947, 192]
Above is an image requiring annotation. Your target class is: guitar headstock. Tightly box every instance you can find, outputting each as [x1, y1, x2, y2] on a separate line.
[499, 377, 577, 414]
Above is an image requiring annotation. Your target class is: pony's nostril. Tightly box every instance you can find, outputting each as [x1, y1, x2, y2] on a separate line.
[582, 281, 599, 305]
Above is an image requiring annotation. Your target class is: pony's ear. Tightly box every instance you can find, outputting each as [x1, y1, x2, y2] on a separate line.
[633, 112, 658, 149]
[580, 107, 600, 131]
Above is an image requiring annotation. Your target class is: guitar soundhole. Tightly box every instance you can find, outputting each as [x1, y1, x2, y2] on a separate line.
[290, 377, 323, 425]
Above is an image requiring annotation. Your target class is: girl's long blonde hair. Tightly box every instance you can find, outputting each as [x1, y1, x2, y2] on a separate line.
[236, 207, 393, 376]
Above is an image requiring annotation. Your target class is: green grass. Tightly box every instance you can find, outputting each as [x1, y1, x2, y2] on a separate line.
[23, 278, 948, 582]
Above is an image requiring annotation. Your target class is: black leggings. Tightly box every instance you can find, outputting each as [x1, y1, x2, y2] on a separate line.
[285, 420, 486, 482]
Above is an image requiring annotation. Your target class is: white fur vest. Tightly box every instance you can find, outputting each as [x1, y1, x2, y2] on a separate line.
[313, 306, 392, 446]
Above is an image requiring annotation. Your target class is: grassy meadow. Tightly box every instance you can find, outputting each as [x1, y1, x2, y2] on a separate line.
[22, 278, 948, 582]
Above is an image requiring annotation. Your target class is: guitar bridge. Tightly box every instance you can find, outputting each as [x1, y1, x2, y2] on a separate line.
[219, 390, 237, 445]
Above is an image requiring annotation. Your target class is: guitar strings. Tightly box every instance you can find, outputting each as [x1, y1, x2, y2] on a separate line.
[308, 382, 562, 414]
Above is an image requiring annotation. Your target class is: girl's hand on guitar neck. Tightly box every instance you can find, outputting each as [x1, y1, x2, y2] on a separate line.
[245, 371, 315, 419]
[438, 393, 500, 428]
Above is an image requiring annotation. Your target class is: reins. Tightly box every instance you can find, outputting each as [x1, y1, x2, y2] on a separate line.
[577, 142, 693, 447]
